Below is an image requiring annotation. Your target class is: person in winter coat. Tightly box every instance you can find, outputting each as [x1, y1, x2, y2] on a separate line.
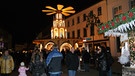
[65, 47, 79, 76]
[82, 48, 91, 72]
[97, 45, 108, 76]
[0, 49, 14, 76]
[18, 62, 29, 76]
[29, 48, 47, 76]
[101, 43, 114, 76]
[46, 44, 63, 76]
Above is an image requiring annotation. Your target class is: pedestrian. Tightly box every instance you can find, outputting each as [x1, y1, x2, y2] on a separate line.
[18, 62, 29, 76]
[61, 49, 66, 65]
[65, 47, 79, 76]
[0, 49, 14, 76]
[101, 43, 114, 76]
[96, 45, 108, 76]
[82, 48, 91, 72]
[29, 48, 47, 76]
[46, 44, 63, 76]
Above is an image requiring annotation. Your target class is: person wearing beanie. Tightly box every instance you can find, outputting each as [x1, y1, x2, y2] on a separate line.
[18, 62, 29, 76]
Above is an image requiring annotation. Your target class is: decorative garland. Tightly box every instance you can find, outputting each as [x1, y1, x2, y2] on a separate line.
[129, 31, 135, 66]
[98, 8, 135, 34]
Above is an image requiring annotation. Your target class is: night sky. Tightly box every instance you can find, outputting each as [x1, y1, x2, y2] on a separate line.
[0, 0, 101, 45]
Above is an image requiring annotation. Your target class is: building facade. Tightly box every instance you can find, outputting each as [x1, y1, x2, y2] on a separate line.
[65, 0, 108, 53]
[65, 0, 132, 57]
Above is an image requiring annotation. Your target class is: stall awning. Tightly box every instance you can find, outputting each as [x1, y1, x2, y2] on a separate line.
[98, 8, 135, 34]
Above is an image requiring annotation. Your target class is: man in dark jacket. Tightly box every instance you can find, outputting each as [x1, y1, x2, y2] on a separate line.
[46, 44, 63, 76]
[65, 47, 79, 76]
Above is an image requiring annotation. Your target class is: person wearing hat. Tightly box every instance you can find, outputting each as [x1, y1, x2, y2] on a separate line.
[0, 49, 14, 76]
[18, 62, 29, 76]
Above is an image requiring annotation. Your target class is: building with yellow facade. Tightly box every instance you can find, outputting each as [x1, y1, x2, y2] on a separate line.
[65, 0, 131, 57]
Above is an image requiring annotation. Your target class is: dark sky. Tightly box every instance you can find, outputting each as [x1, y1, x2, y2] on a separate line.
[0, 0, 101, 45]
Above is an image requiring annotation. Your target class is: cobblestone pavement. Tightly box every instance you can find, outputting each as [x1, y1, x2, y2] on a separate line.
[10, 60, 122, 76]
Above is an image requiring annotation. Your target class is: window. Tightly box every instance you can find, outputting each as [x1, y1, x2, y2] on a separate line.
[77, 16, 80, 24]
[72, 19, 74, 25]
[89, 11, 93, 16]
[67, 21, 70, 27]
[83, 28, 87, 37]
[98, 7, 102, 16]
[83, 14, 87, 21]
[67, 32, 70, 38]
[130, 0, 135, 9]
[77, 29, 80, 38]
[72, 31, 75, 38]
[113, 6, 122, 17]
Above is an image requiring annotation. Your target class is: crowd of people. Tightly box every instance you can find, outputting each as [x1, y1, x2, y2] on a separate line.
[0, 43, 114, 76]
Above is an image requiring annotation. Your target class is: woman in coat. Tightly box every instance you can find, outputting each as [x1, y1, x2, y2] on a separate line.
[97, 46, 108, 76]
[29, 49, 47, 76]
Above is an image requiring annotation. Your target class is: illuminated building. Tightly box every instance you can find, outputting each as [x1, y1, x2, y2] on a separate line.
[33, 4, 82, 51]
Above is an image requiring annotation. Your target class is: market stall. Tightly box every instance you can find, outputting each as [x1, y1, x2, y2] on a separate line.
[98, 8, 135, 76]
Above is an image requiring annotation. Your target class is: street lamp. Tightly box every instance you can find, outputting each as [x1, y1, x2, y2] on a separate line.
[86, 12, 101, 51]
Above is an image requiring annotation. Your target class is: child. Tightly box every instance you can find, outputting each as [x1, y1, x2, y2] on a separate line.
[18, 62, 29, 76]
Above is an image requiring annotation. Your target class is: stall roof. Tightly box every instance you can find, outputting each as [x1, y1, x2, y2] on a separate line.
[98, 8, 135, 34]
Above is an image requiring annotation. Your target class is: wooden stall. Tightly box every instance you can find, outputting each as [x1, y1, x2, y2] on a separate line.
[98, 8, 135, 76]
